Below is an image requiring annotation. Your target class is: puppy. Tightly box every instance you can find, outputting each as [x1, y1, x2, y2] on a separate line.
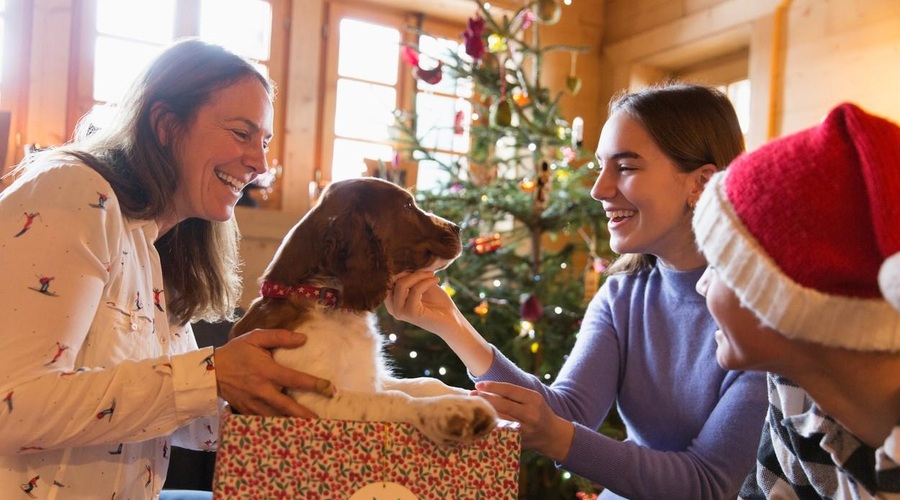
[229, 177, 497, 446]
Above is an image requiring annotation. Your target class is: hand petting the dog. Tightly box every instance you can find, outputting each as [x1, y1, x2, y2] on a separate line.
[471, 381, 575, 462]
[214, 328, 333, 417]
[385, 271, 494, 377]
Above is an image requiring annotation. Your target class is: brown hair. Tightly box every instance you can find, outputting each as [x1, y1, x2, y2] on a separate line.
[21, 38, 274, 324]
[604, 82, 745, 275]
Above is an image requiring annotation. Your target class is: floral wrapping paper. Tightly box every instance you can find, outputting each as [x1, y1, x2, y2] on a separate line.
[213, 413, 521, 499]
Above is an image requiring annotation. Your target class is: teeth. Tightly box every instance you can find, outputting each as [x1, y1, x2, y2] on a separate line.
[215, 170, 246, 192]
[606, 210, 635, 220]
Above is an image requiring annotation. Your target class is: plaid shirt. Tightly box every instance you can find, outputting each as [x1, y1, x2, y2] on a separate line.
[740, 373, 900, 499]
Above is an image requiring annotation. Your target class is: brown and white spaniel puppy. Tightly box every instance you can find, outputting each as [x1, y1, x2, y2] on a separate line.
[229, 177, 496, 446]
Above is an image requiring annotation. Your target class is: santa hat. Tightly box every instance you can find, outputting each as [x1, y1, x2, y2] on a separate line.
[693, 103, 900, 352]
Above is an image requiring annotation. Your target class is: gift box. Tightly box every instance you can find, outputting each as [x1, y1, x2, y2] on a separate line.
[212, 412, 521, 499]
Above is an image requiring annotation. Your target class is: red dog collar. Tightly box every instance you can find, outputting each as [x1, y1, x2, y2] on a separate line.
[259, 281, 340, 308]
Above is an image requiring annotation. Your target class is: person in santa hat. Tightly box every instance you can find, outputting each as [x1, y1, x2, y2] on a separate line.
[693, 102, 900, 498]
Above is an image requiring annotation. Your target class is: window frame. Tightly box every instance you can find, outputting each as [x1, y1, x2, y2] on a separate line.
[69, 0, 291, 207]
[319, 0, 466, 185]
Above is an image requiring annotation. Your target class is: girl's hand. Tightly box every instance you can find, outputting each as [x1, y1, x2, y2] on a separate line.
[384, 271, 463, 337]
[472, 381, 575, 462]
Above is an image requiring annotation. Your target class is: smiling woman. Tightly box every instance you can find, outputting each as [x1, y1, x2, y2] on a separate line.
[0, 39, 327, 499]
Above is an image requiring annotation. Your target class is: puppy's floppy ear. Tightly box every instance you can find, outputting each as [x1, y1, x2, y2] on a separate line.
[323, 210, 390, 310]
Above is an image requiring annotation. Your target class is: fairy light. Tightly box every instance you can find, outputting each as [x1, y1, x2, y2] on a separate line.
[560, 262, 567, 269]
[528, 142, 537, 151]
[554, 306, 563, 314]
[388, 333, 397, 342]
[493, 279, 502, 287]
[438, 367, 447, 376]
[544, 373, 552, 380]
[409, 351, 418, 359]
[472, 112, 480, 121]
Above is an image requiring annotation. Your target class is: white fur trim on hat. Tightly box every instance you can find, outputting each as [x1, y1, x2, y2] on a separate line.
[694, 171, 900, 352]
[880, 252, 900, 311]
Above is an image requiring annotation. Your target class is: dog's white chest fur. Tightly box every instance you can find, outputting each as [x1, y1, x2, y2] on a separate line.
[272, 309, 389, 392]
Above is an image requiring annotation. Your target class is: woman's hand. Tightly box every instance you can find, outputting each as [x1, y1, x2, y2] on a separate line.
[213, 328, 333, 417]
[384, 271, 462, 338]
[473, 381, 575, 462]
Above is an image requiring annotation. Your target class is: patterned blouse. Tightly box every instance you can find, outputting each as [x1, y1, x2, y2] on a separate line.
[740, 373, 900, 499]
[0, 161, 221, 499]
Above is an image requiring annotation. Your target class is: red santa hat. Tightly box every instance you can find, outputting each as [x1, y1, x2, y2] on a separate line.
[693, 103, 900, 352]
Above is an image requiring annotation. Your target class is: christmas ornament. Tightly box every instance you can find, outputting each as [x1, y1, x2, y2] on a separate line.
[474, 300, 490, 317]
[463, 16, 486, 61]
[471, 233, 502, 255]
[441, 282, 456, 297]
[530, 341, 540, 353]
[566, 52, 582, 95]
[520, 294, 544, 322]
[399, 45, 443, 84]
[453, 110, 465, 135]
[490, 99, 513, 127]
[519, 177, 537, 193]
[511, 89, 531, 107]
[487, 34, 507, 53]
[535, 0, 562, 25]
[566, 75, 582, 95]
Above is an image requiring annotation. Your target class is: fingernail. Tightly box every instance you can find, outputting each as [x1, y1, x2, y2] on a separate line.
[315, 379, 335, 397]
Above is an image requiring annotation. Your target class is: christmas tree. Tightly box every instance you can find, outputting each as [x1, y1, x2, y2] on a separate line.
[377, 1, 622, 497]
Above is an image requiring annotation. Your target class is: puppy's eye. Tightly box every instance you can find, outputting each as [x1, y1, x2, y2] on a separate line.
[405, 201, 414, 210]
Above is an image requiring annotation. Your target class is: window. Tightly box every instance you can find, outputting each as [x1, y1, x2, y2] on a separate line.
[71, 0, 289, 206]
[321, 2, 467, 191]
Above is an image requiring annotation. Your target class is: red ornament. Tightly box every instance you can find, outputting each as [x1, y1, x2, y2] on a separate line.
[471, 233, 501, 255]
[520, 294, 543, 322]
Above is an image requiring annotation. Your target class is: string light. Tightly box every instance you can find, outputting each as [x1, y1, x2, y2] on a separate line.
[554, 306, 563, 314]
[438, 367, 447, 376]
[530, 342, 539, 353]
[388, 333, 397, 342]
[409, 351, 418, 359]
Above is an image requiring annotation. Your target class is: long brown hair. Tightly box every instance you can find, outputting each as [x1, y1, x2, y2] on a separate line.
[19, 39, 273, 324]
[604, 82, 745, 275]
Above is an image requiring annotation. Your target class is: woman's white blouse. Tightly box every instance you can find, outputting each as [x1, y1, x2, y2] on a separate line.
[0, 161, 220, 499]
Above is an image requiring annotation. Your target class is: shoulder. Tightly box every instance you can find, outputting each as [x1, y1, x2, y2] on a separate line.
[5, 159, 115, 203]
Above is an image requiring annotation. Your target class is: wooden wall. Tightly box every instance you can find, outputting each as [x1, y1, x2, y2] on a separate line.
[599, 0, 900, 148]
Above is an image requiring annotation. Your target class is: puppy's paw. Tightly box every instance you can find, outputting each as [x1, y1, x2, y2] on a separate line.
[416, 395, 497, 447]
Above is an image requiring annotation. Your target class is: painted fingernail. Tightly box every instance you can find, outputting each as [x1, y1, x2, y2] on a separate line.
[315, 379, 335, 397]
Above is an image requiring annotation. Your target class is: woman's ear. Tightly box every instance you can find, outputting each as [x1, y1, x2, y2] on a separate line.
[692, 163, 718, 196]
[688, 163, 718, 208]
[150, 102, 171, 147]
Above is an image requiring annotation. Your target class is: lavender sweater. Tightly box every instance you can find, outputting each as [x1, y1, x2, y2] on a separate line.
[475, 265, 767, 499]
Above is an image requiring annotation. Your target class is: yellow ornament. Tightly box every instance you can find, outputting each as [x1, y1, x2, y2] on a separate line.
[487, 34, 507, 53]
[530, 342, 540, 354]
[441, 282, 456, 297]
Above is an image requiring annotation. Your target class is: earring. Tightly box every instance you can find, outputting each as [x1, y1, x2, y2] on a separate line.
[688, 199, 697, 210]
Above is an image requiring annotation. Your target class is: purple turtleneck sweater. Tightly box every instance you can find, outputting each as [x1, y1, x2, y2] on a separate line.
[475, 264, 767, 499]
